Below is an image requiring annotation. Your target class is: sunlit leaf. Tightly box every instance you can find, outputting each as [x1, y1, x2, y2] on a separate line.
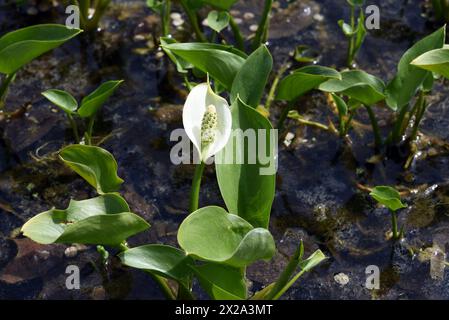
[411, 48, 449, 80]
[78, 80, 123, 118]
[161, 42, 247, 89]
[42, 89, 78, 114]
[319, 70, 385, 105]
[215, 98, 276, 228]
[386, 26, 445, 111]
[178, 206, 275, 267]
[21, 194, 149, 246]
[59, 145, 124, 194]
[276, 65, 341, 102]
[369, 186, 407, 212]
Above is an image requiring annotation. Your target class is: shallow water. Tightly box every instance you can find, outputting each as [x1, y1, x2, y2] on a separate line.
[1, 0, 449, 299]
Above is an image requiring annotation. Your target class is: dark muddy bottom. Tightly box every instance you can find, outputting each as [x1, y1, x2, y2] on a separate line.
[1, 0, 449, 300]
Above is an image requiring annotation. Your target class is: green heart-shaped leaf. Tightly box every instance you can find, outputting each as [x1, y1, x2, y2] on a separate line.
[215, 98, 276, 228]
[42, 89, 78, 114]
[207, 11, 230, 33]
[319, 70, 385, 106]
[21, 194, 149, 246]
[0, 24, 82, 74]
[59, 145, 124, 194]
[77, 80, 123, 118]
[369, 186, 407, 212]
[178, 206, 275, 267]
[276, 65, 341, 102]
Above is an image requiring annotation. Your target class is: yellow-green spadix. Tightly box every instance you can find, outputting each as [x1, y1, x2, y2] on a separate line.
[183, 82, 232, 162]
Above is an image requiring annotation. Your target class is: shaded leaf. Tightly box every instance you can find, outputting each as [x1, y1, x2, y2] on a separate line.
[207, 11, 230, 33]
[161, 42, 246, 89]
[230, 45, 272, 108]
[0, 24, 82, 74]
[192, 262, 246, 300]
[119, 244, 193, 285]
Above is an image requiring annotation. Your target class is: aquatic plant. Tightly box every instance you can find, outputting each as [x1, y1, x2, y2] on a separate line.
[21, 43, 325, 300]
[275, 26, 447, 154]
[339, 0, 366, 67]
[0, 24, 81, 111]
[165, 0, 272, 52]
[369, 186, 407, 240]
[412, 46, 449, 79]
[73, 0, 111, 31]
[42, 80, 123, 145]
[432, 0, 449, 22]
[22, 144, 325, 300]
[146, 0, 172, 36]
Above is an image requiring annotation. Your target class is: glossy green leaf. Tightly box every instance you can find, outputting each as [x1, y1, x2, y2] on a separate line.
[331, 93, 348, 116]
[42, 89, 78, 114]
[0, 24, 82, 74]
[119, 244, 193, 284]
[215, 98, 276, 228]
[276, 65, 341, 102]
[59, 145, 124, 194]
[21, 194, 149, 246]
[319, 70, 385, 105]
[411, 48, 449, 80]
[369, 186, 407, 212]
[207, 11, 230, 33]
[192, 263, 246, 300]
[231, 45, 272, 108]
[161, 42, 246, 89]
[272, 249, 326, 300]
[57, 213, 148, 245]
[178, 206, 275, 267]
[77, 80, 123, 118]
[386, 26, 445, 111]
[160, 37, 191, 74]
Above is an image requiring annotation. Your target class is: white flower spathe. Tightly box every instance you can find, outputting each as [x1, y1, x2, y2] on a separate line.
[183, 82, 232, 162]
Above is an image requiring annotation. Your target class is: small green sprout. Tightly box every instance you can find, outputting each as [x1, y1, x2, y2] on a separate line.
[42, 80, 123, 145]
[339, 0, 367, 67]
[432, 0, 449, 22]
[74, 0, 111, 31]
[146, 0, 172, 36]
[370, 186, 407, 240]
